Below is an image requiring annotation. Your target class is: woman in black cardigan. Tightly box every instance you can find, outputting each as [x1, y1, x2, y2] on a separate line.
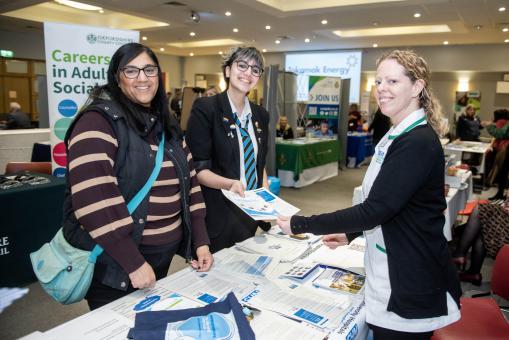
[278, 50, 461, 340]
[186, 47, 270, 253]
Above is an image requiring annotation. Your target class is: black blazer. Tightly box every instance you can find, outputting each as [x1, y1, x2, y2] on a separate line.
[186, 91, 270, 252]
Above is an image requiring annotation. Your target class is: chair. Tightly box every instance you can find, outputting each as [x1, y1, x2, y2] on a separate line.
[432, 245, 509, 340]
[5, 162, 52, 175]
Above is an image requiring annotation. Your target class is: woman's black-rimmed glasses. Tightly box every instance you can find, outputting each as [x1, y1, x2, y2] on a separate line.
[121, 65, 159, 79]
[234, 60, 263, 77]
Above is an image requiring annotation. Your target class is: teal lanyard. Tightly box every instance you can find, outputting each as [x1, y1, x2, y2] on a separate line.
[388, 117, 426, 140]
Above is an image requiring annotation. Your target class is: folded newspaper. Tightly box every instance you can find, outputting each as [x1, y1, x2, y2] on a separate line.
[221, 187, 300, 220]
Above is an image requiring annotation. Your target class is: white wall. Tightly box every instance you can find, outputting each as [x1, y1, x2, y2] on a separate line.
[0, 30, 45, 60]
[156, 53, 183, 90]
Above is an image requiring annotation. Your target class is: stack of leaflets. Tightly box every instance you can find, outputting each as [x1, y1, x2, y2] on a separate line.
[235, 233, 311, 263]
[221, 187, 299, 220]
[312, 266, 366, 295]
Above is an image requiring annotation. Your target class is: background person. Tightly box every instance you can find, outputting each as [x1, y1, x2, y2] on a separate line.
[456, 104, 483, 141]
[483, 116, 509, 200]
[278, 50, 461, 339]
[452, 194, 509, 285]
[347, 103, 363, 132]
[368, 107, 392, 146]
[4, 102, 31, 129]
[62, 43, 212, 310]
[204, 85, 221, 97]
[314, 120, 333, 137]
[276, 116, 294, 139]
[186, 46, 271, 253]
[170, 88, 182, 122]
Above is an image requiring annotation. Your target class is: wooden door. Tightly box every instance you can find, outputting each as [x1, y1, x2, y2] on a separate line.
[2, 76, 31, 117]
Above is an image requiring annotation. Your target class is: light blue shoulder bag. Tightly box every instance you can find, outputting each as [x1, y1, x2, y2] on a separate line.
[30, 134, 165, 305]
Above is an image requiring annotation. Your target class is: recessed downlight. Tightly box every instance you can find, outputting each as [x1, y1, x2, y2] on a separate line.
[413, 12, 421, 18]
[443, 40, 449, 45]
[190, 32, 196, 36]
[372, 43, 378, 48]
[321, 19, 328, 25]
[159, 48, 165, 52]
[262, 49, 267, 52]
[142, 36, 147, 41]
[304, 38, 310, 43]
[233, 28, 239, 33]
[275, 40, 280, 44]
[225, 11, 231, 16]
[189, 52, 194, 56]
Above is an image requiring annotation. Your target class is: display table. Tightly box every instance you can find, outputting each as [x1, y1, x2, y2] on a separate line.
[443, 141, 491, 175]
[276, 138, 340, 188]
[0, 173, 66, 287]
[38, 235, 368, 340]
[347, 132, 374, 167]
[443, 170, 473, 241]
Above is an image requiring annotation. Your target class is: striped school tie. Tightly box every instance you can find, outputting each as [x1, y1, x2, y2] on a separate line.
[233, 114, 257, 190]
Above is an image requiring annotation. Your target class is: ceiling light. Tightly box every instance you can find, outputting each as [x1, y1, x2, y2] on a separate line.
[443, 40, 449, 45]
[372, 21, 379, 26]
[190, 11, 200, 23]
[189, 52, 194, 56]
[505, 39, 509, 43]
[304, 38, 310, 43]
[262, 49, 267, 52]
[499, 7, 506, 12]
[233, 28, 239, 32]
[142, 36, 147, 41]
[503, 27, 509, 32]
[333, 24, 451, 37]
[372, 43, 378, 47]
[160, 48, 165, 52]
[275, 40, 280, 44]
[225, 11, 231, 16]
[218, 51, 223, 55]
[474, 25, 482, 30]
[265, 25, 271, 30]
[413, 12, 421, 18]
[321, 19, 328, 25]
[190, 32, 196, 36]
[54, 0, 102, 11]
[99, 9, 104, 14]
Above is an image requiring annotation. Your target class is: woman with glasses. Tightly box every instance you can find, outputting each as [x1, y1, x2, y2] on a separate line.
[186, 46, 271, 253]
[278, 50, 462, 339]
[62, 43, 213, 309]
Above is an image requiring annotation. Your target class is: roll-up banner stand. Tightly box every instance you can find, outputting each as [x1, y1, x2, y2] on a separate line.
[44, 22, 139, 176]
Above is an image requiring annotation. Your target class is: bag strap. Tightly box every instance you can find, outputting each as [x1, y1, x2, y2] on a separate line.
[90, 133, 165, 261]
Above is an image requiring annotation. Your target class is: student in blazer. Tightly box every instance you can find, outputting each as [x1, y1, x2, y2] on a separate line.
[186, 46, 270, 253]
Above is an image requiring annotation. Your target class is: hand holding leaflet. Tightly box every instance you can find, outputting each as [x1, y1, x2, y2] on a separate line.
[222, 188, 299, 220]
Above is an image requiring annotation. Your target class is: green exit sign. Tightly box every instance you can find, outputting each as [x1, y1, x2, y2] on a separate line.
[1, 50, 14, 58]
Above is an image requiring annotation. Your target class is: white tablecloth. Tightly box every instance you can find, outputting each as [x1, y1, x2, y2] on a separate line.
[279, 162, 338, 188]
[38, 237, 368, 340]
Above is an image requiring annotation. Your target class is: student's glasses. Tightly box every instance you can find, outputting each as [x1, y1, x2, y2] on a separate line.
[234, 60, 263, 77]
[121, 65, 159, 79]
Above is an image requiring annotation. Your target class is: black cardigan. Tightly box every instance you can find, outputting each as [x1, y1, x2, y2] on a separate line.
[291, 124, 461, 319]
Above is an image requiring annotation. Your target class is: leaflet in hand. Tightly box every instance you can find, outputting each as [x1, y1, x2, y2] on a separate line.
[312, 266, 366, 295]
[221, 187, 300, 220]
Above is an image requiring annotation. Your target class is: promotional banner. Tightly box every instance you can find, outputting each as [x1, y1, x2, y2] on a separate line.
[285, 51, 362, 104]
[44, 22, 139, 176]
[306, 76, 341, 118]
[455, 90, 481, 115]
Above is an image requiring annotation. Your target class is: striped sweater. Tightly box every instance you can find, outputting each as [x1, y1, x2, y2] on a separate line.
[67, 111, 208, 274]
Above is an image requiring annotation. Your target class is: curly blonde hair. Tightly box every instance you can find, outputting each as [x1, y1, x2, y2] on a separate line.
[376, 50, 447, 136]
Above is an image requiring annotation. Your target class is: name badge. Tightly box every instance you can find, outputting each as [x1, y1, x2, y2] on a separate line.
[375, 150, 385, 164]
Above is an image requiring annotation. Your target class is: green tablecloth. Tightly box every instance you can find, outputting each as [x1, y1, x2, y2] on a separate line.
[276, 139, 341, 180]
[0, 173, 66, 287]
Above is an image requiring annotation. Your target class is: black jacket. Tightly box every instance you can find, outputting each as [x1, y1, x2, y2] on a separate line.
[456, 115, 482, 141]
[186, 91, 270, 252]
[62, 97, 194, 291]
[291, 124, 461, 318]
